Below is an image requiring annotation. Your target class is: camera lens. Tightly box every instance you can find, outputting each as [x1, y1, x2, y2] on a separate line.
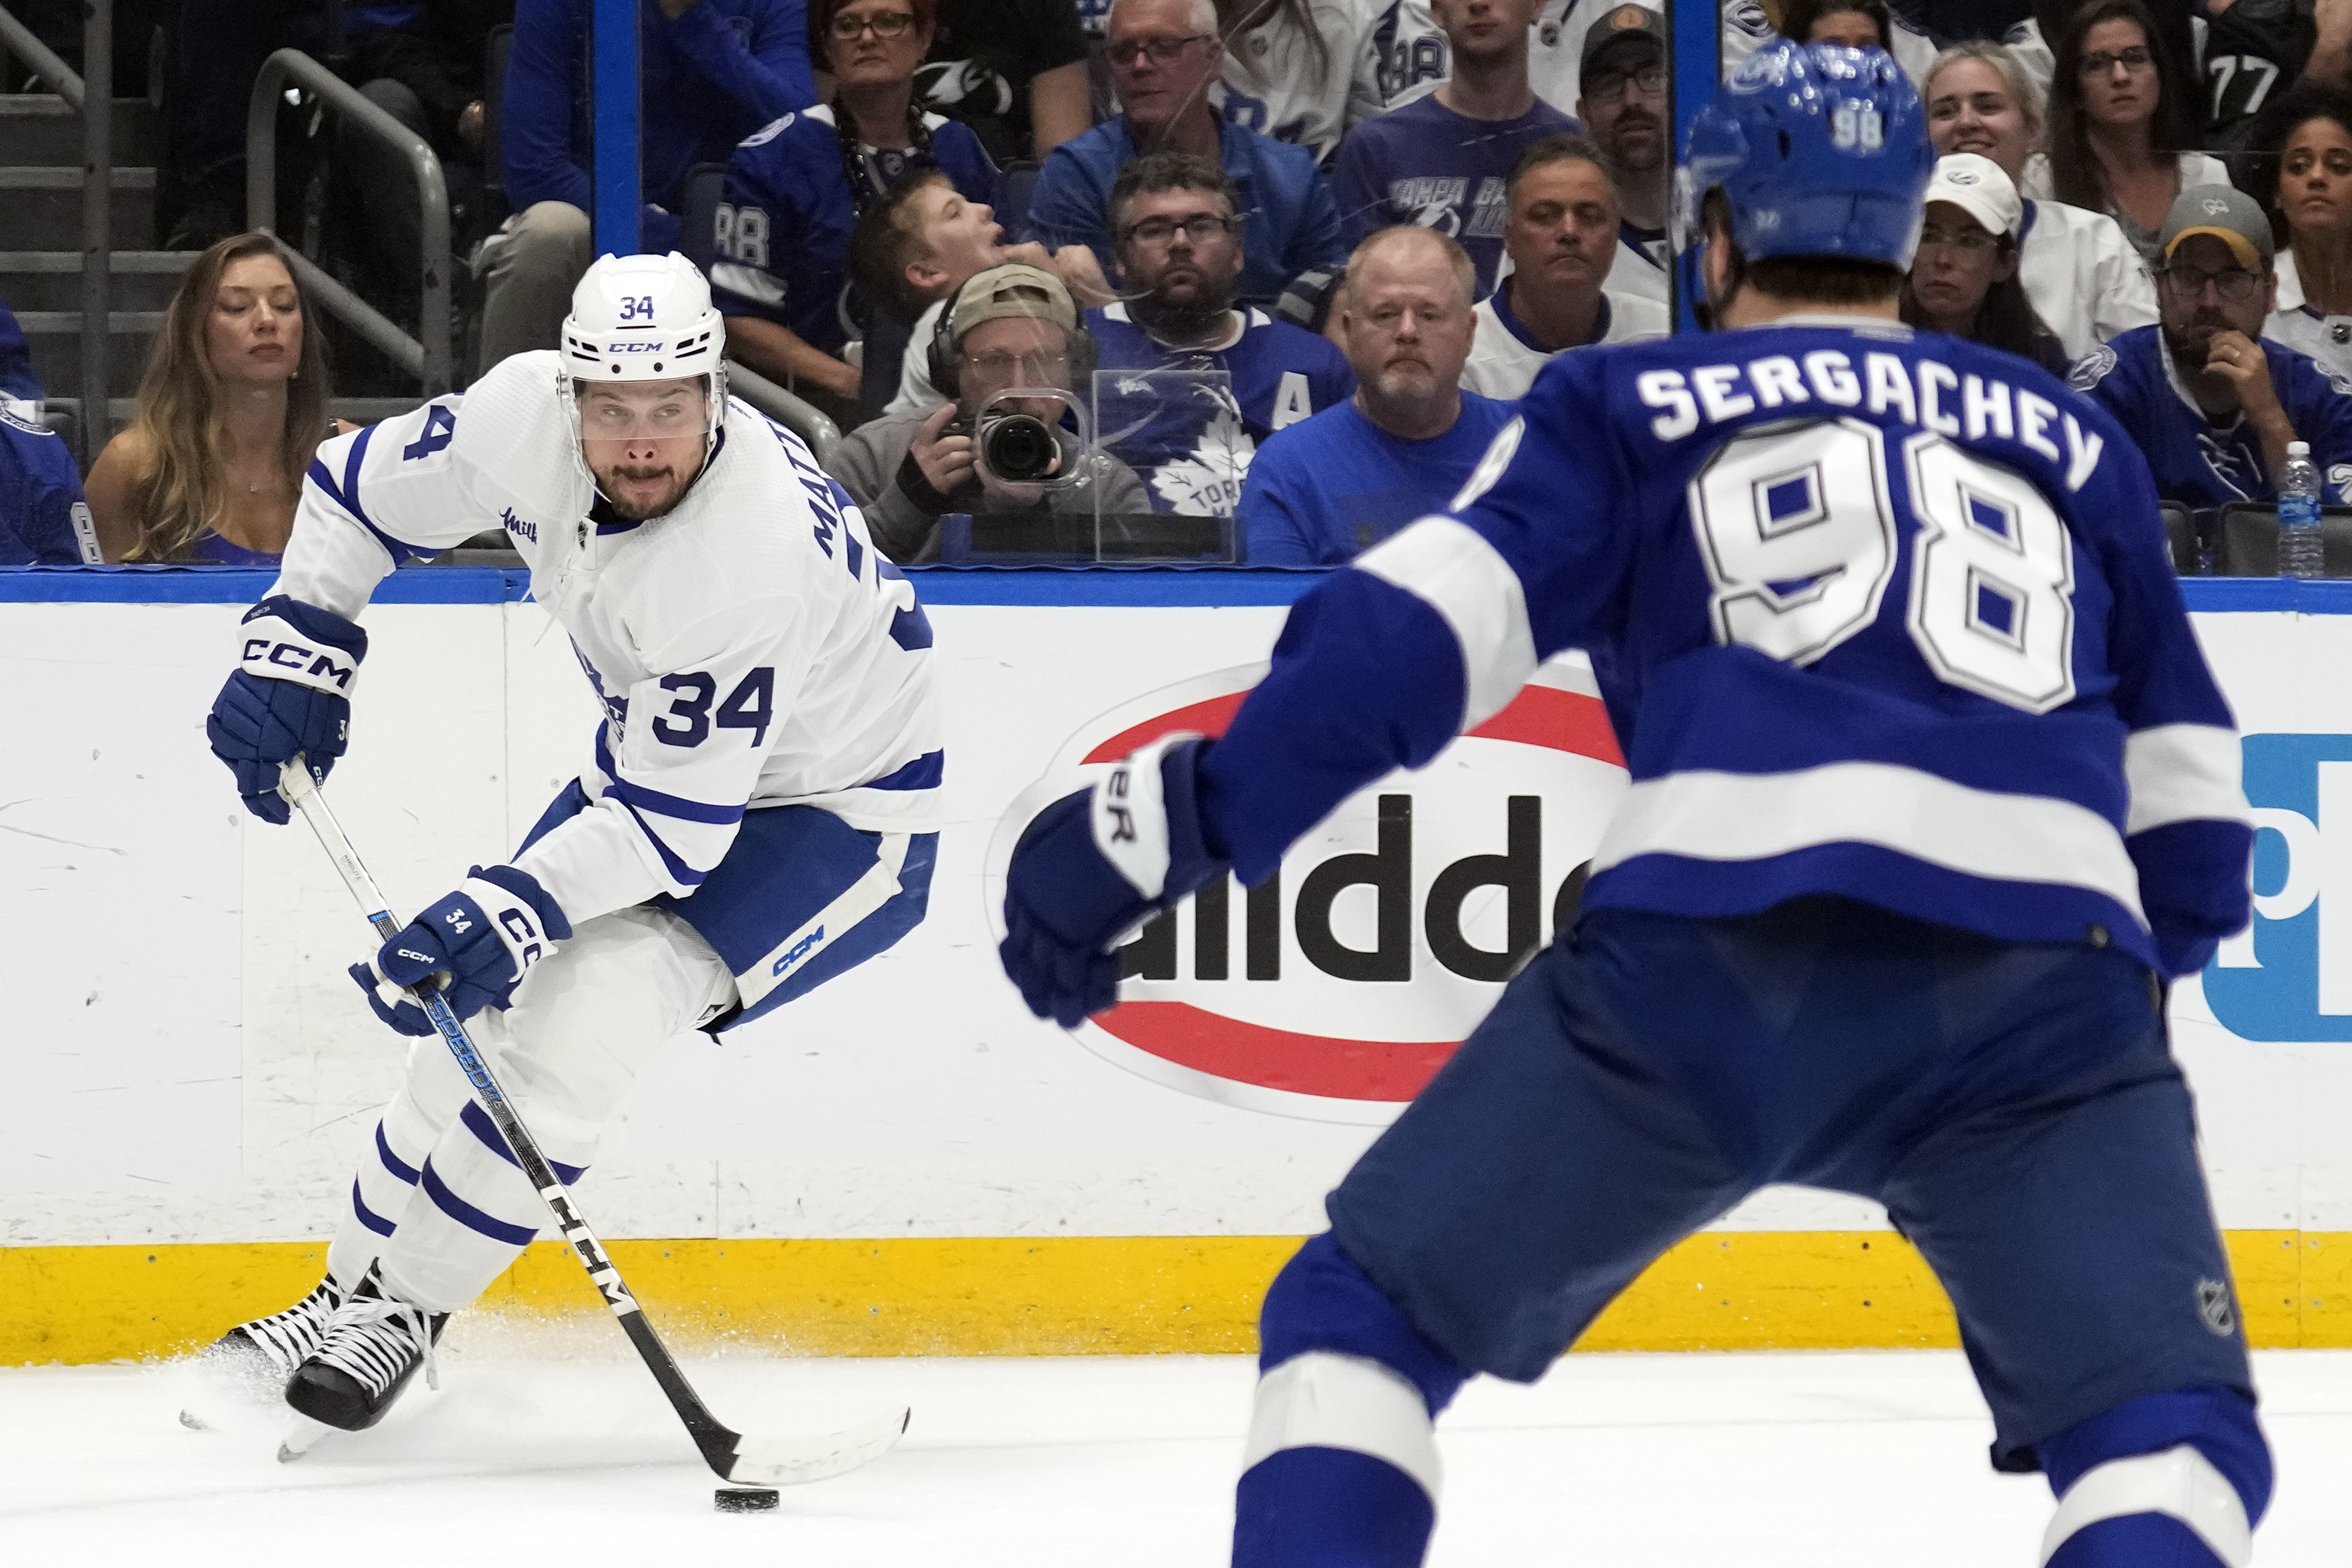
[979, 413, 1058, 484]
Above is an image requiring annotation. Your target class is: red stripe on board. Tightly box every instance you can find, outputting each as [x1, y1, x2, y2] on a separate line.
[1466, 684, 1623, 764]
[1095, 999, 1459, 1103]
[1082, 693, 1249, 763]
[1082, 684, 1621, 767]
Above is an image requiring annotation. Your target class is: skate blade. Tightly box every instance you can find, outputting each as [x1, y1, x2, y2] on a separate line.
[278, 1413, 337, 1463]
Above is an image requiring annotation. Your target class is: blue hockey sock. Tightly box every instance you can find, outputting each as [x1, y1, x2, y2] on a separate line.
[1233, 1234, 1471, 1568]
[2038, 1388, 2270, 1567]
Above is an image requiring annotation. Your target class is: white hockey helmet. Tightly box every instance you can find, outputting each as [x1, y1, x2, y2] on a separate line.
[559, 251, 729, 451]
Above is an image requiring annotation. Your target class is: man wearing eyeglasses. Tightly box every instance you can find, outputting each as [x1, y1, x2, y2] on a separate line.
[828, 263, 1150, 561]
[2073, 184, 2352, 508]
[1028, 0, 1348, 309]
[1087, 152, 1357, 515]
[1571, 5, 1671, 305]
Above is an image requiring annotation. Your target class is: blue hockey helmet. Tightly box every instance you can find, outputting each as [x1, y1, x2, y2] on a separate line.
[1679, 40, 1934, 270]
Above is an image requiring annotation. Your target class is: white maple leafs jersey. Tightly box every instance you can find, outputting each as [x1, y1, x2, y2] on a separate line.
[267, 351, 943, 929]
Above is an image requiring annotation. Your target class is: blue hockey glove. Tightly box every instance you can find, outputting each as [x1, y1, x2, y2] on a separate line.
[206, 596, 367, 825]
[349, 866, 572, 1036]
[1000, 734, 1228, 1027]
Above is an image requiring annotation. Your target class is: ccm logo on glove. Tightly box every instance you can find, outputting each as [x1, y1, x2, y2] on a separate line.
[350, 865, 571, 1036]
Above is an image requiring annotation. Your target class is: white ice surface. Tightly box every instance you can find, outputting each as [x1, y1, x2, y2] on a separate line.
[2, 1341, 2347, 1565]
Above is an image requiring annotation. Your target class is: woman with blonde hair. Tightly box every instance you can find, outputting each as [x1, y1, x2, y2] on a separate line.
[1922, 39, 2155, 360]
[86, 232, 352, 563]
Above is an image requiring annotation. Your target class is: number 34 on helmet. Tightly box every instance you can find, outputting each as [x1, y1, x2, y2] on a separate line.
[558, 251, 730, 450]
[1679, 40, 1936, 271]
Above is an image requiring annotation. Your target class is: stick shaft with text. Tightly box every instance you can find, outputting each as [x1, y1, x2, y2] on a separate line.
[276, 759, 907, 1486]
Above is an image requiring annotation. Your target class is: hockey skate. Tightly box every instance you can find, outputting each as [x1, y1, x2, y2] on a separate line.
[179, 1275, 347, 1429]
[282, 1263, 448, 1440]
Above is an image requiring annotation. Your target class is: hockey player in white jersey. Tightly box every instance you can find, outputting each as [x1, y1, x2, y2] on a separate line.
[198, 253, 942, 1434]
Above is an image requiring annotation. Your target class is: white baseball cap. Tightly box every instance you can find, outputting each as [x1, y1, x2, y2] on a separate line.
[1923, 153, 2022, 241]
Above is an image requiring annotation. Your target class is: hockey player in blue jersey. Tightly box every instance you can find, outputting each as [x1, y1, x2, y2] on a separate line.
[998, 40, 2269, 1567]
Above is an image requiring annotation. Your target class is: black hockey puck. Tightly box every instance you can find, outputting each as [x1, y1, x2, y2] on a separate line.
[715, 1487, 780, 1513]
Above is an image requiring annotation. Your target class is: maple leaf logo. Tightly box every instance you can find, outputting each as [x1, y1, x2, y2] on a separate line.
[1150, 407, 1258, 517]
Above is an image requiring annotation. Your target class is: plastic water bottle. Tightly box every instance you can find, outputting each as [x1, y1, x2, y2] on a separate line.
[2279, 440, 2325, 579]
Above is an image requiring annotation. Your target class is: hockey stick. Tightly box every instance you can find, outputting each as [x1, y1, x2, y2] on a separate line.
[277, 759, 909, 1486]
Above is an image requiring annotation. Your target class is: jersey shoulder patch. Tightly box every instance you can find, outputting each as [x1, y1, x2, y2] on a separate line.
[2067, 344, 2118, 392]
[740, 111, 799, 148]
[0, 400, 55, 437]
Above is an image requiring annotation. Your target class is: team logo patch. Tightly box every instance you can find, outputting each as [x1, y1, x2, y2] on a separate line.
[2202, 197, 2233, 217]
[1945, 169, 1979, 186]
[738, 113, 795, 150]
[2065, 344, 2117, 391]
[2196, 1278, 2237, 1337]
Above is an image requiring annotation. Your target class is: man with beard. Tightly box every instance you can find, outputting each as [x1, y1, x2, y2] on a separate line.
[1459, 133, 1668, 398]
[2074, 184, 2352, 506]
[1089, 153, 1357, 517]
[192, 254, 945, 1442]
[1240, 227, 1514, 564]
[1029, 0, 1348, 310]
[1573, 5, 1670, 304]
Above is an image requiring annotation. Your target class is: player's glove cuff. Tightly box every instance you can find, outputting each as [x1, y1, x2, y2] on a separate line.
[999, 735, 1229, 1026]
[349, 865, 572, 1034]
[208, 598, 367, 824]
[235, 595, 367, 696]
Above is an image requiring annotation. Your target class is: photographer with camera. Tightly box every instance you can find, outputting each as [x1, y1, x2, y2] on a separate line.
[828, 263, 1149, 563]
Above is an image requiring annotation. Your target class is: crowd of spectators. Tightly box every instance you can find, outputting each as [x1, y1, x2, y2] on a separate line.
[7, 0, 2352, 572]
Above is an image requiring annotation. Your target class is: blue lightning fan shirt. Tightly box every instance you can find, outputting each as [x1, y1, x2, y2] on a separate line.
[710, 105, 998, 356]
[2069, 324, 2352, 507]
[1332, 93, 1581, 300]
[1240, 391, 1517, 564]
[1197, 318, 2253, 978]
[1088, 303, 1356, 516]
[0, 401, 96, 564]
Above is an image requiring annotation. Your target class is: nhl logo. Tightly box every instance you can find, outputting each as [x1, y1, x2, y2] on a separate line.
[2195, 1278, 2237, 1338]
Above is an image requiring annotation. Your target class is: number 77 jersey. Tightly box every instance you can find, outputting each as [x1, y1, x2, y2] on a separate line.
[1194, 320, 2254, 978]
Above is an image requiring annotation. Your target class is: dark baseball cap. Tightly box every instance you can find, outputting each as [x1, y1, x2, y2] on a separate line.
[1582, 4, 1664, 72]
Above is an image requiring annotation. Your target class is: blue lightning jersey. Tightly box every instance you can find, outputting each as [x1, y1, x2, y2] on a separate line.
[1196, 319, 2254, 978]
[2069, 323, 2352, 507]
[0, 401, 95, 564]
[710, 105, 998, 356]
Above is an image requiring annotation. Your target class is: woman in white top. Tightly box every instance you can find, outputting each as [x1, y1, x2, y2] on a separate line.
[2022, 0, 2229, 260]
[1921, 41, 2156, 361]
[2252, 80, 2352, 384]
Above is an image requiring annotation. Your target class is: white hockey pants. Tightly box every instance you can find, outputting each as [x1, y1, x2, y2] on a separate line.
[325, 904, 736, 1313]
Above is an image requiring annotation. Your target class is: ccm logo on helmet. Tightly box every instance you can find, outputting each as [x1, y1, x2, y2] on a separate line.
[1000, 664, 1630, 1124]
[605, 342, 665, 353]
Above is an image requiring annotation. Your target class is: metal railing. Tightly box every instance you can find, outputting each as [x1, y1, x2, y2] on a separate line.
[0, 0, 111, 461]
[246, 48, 454, 395]
[726, 362, 841, 468]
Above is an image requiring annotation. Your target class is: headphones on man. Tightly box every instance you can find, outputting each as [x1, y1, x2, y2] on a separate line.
[926, 279, 1099, 403]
